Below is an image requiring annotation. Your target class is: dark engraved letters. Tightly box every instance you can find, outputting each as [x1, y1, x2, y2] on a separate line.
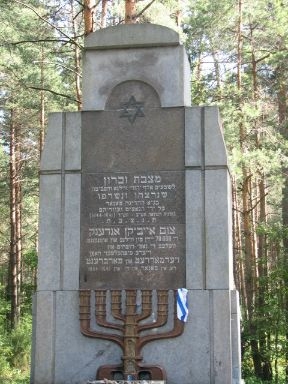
[80, 171, 185, 289]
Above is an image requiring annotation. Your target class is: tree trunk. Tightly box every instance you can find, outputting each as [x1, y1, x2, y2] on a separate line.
[101, 0, 108, 28]
[84, 0, 96, 35]
[71, 2, 82, 109]
[277, 63, 288, 382]
[8, 109, 22, 329]
[236, 0, 263, 377]
[39, 47, 45, 156]
[125, 0, 137, 24]
[211, 48, 221, 93]
[232, 177, 243, 294]
[236, 0, 242, 92]
[175, 0, 182, 26]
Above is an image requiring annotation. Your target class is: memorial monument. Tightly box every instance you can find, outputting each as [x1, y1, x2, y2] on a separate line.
[31, 24, 242, 384]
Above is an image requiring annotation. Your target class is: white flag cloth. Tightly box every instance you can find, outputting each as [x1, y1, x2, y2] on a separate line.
[177, 288, 189, 322]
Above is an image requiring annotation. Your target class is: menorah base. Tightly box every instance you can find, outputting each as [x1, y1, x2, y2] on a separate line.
[96, 363, 166, 381]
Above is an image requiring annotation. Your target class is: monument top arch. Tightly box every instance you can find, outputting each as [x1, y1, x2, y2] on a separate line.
[82, 24, 191, 110]
[85, 24, 181, 50]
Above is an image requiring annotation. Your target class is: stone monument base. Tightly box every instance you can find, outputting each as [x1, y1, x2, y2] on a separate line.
[31, 24, 242, 384]
[87, 381, 165, 384]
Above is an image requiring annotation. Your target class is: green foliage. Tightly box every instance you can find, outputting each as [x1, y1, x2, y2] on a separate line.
[0, 286, 31, 383]
[184, 0, 288, 380]
[244, 378, 286, 384]
[8, 316, 32, 369]
[139, 0, 183, 34]
[23, 249, 38, 271]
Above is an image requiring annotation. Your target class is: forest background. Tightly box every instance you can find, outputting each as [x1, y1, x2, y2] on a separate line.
[0, 0, 287, 383]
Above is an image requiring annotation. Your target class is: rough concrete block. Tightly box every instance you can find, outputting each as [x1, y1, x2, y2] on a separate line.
[40, 113, 63, 171]
[185, 289, 210, 383]
[205, 169, 233, 289]
[63, 174, 81, 290]
[83, 46, 190, 110]
[212, 290, 232, 384]
[65, 112, 81, 170]
[231, 289, 240, 315]
[186, 171, 204, 289]
[38, 175, 62, 291]
[185, 107, 202, 167]
[54, 291, 122, 384]
[143, 290, 210, 384]
[231, 291, 242, 384]
[33, 292, 55, 384]
[182, 48, 192, 106]
[204, 107, 227, 167]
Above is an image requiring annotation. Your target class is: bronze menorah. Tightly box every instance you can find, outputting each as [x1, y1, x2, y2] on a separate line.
[79, 289, 184, 381]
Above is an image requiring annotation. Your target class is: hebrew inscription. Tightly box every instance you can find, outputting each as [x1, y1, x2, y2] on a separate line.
[80, 171, 185, 289]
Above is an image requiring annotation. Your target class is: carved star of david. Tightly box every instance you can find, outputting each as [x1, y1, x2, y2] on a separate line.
[120, 96, 145, 124]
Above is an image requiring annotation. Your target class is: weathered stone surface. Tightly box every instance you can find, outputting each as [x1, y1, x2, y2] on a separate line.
[40, 113, 63, 171]
[185, 170, 204, 289]
[185, 107, 202, 167]
[81, 108, 184, 173]
[205, 169, 233, 289]
[63, 174, 81, 290]
[106, 80, 161, 110]
[38, 174, 62, 290]
[86, 381, 165, 384]
[32, 292, 55, 384]
[83, 46, 190, 110]
[231, 290, 242, 383]
[65, 112, 81, 170]
[85, 24, 180, 50]
[83, 25, 190, 110]
[144, 290, 211, 384]
[54, 291, 121, 384]
[204, 106, 228, 167]
[212, 290, 233, 384]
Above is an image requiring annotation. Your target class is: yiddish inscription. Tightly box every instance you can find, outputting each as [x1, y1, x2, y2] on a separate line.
[80, 171, 185, 289]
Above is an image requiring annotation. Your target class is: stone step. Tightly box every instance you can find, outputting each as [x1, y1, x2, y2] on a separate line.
[87, 381, 166, 384]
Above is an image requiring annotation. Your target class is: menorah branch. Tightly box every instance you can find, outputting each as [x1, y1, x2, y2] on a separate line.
[79, 289, 185, 380]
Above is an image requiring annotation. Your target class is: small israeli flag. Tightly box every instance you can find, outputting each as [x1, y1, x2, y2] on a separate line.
[177, 288, 189, 322]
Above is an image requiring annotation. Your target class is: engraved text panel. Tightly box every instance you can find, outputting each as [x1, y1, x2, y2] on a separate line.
[80, 171, 185, 289]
